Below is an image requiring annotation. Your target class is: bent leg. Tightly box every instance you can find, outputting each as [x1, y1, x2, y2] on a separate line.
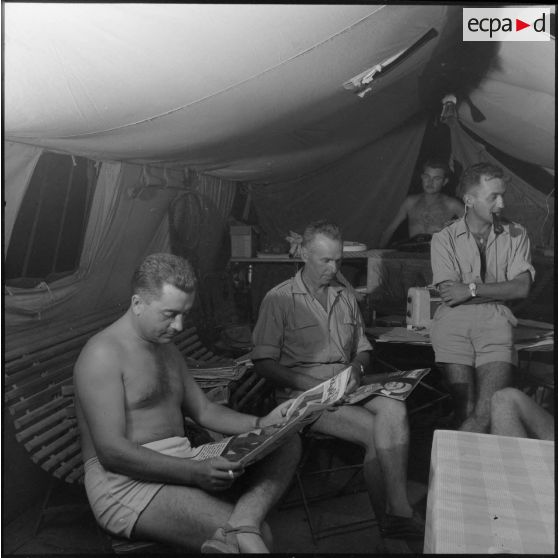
[460, 361, 513, 433]
[133, 483, 234, 551]
[364, 397, 413, 519]
[437, 363, 475, 427]
[134, 435, 300, 553]
[491, 388, 554, 440]
[311, 400, 412, 521]
[227, 433, 301, 551]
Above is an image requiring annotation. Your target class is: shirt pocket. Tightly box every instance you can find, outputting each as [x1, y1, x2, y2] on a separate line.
[286, 319, 324, 360]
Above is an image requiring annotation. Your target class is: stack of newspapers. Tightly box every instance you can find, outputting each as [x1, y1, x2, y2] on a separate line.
[187, 360, 250, 389]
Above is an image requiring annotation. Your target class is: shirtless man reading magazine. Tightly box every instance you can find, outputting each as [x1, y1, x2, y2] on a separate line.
[74, 253, 300, 553]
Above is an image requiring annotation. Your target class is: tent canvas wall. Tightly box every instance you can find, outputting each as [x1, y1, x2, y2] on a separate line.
[4, 3, 554, 329]
[2, 3, 555, 520]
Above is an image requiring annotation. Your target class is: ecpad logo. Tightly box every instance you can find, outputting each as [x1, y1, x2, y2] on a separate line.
[463, 7, 551, 41]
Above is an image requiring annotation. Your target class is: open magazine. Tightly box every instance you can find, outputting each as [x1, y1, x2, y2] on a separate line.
[191, 366, 429, 466]
[345, 367, 430, 404]
[191, 367, 352, 467]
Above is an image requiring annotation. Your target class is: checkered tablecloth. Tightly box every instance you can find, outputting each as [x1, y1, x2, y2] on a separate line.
[424, 430, 554, 554]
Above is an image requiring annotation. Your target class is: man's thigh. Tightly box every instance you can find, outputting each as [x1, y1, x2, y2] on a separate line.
[310, 404, 376, 445]
[517, 394, 555, 441]
[133, 483, 234, 549]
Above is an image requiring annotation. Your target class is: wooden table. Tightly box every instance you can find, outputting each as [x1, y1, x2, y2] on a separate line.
[424, 430, 554, 554]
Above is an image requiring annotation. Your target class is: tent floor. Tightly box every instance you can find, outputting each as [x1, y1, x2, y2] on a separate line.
[3, 483, 427, 554]
[3, 481, 426, 555]
[4, 410, 439, 555]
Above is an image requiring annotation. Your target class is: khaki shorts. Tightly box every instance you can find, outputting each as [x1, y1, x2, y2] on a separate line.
[84, 436, 195, 538]
[431, 303, 517, 367]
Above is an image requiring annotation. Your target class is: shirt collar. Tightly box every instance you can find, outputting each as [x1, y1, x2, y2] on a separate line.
[293, 268, 345, 295]
[455, 216, 510, 238]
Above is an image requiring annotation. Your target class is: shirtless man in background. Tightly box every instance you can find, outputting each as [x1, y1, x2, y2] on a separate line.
[74, 253, 300, 553]
[379, 159, 464, 248]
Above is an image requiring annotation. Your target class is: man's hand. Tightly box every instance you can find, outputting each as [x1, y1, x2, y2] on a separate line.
[191, 456, 244, 491]
[259, 399, 293, 428]
[345, 362, 363, 394]
[438, 281, 471, 307]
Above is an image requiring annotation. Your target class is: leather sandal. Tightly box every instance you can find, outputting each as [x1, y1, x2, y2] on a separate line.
[201, 523, 265, 554]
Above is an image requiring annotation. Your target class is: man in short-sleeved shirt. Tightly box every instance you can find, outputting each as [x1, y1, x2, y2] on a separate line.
[252, 269, 371, 396]
[253, 220, 424, 540]
[430, 163, 534, 433]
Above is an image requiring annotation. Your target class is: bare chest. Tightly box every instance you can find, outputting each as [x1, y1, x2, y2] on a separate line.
[122, 347, 183, 410]
[409, 198, 453, 230]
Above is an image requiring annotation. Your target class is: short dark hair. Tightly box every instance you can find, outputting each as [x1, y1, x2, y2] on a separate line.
[422, 158, 450, 177]
[457, 162, 504, 198]
[302, 220, 342, 247]
[131, 253, 197, 300]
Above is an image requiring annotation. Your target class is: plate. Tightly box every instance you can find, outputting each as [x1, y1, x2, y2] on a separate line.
[343, 241, 367, 252]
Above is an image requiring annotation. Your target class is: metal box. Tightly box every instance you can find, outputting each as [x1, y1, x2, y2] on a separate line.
[406, 287, 442, 328]
[230, 225, 254, 258]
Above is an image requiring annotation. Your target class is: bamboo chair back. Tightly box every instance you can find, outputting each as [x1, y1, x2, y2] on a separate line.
[4, 306, 244, 485]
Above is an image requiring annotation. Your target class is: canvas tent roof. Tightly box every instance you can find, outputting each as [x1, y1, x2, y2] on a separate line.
[5, 3, 554, 180]
[3, 3, 555, 330]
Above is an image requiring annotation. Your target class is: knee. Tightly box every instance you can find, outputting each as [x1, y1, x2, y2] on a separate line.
[374, 397, 408, 423]
[491, 387, 522, 418]
[491, 387, 520, 409]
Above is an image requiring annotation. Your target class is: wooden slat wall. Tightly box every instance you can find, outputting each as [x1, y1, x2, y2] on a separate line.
[4, 305, 253, 485]
[5, 305, 127, 485]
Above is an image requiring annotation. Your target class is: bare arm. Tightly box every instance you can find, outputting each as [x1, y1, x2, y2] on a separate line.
[378, 198, 411, 248]
[179, 356, 290, 432]
[438, 271, 532, 307]
[344, 351, 372, 393]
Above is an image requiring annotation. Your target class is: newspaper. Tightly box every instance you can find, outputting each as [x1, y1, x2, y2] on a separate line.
[284, 366, 352, 420]
[190, 367, 353, 467]
[344, 368, 430, 404]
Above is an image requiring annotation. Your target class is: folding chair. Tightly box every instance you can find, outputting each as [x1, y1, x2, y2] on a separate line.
[281, 429, 377, 545]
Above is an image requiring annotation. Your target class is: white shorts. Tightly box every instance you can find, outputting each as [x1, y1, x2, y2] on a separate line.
[84, 436, 195, 538]
[431, 303, 517, 367]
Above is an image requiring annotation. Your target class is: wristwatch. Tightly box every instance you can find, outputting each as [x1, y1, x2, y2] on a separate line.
[468, 282, 477, 298]
[354, 362, 365, 378]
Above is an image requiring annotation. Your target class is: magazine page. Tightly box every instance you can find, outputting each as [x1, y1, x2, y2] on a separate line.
[285, 366, 352, 420]
[190, 418, 306, 467]
[344, 368, 430, 404]
[190, 367, 353, 467]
